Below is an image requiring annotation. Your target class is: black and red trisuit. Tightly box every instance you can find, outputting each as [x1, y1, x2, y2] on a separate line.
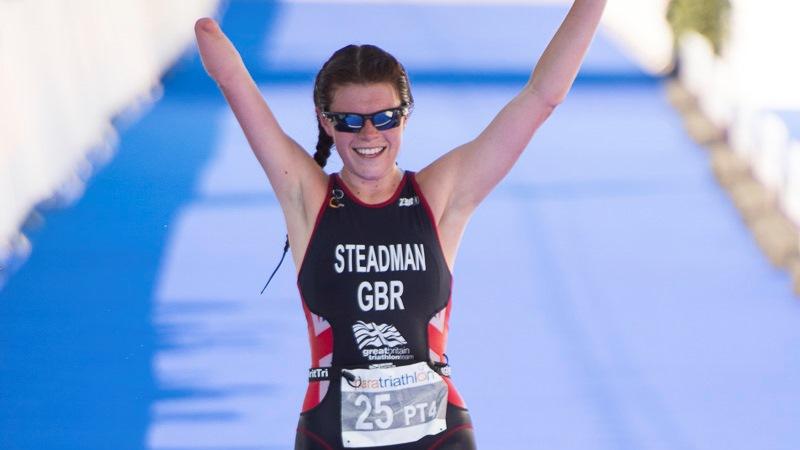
[295, 171, 475, 449]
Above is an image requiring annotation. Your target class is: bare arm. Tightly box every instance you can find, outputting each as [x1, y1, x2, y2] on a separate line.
[194, 18, 327, 262]
[417, 0, 607, 265]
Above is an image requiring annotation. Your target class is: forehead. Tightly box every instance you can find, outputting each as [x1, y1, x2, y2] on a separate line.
[330, 83, 400, 113]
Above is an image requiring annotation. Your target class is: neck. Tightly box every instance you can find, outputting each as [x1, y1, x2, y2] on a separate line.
[339, 167, 404, 204]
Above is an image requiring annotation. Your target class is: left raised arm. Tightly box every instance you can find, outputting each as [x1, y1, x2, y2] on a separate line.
[418, 0, 607, 234]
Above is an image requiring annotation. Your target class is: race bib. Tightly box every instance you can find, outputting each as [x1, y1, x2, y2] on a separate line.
[340, 362, 448, 448]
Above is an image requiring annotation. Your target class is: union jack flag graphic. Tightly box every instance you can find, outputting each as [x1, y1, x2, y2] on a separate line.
[352, 321, 408, 349]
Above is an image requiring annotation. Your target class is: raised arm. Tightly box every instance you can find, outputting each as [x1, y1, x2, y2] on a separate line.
[417, 0, 606, 266]
[194, 18, 328, 261]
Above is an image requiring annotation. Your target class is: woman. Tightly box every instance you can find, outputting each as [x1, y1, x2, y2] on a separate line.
[195, 1, 605, 448]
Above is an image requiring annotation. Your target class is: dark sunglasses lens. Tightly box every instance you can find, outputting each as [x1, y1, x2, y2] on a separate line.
[339, 114, 364, 131]
[372, 110, 399, 130]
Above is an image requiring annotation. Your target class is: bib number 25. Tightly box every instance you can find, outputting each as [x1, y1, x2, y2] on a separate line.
[355, 394, 393, 430]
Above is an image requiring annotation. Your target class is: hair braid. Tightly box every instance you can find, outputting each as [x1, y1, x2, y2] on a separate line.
[313, 120, 333, 168]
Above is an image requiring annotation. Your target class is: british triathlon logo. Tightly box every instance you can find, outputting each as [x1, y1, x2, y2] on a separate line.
[352, 321, 413, 362]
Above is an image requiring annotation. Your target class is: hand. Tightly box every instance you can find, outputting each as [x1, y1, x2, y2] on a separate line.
[194, 18, 246, 85]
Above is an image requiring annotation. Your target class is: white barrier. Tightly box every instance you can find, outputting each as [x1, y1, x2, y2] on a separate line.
[0, 0, 220, 272]
[785, 133, 800, 224]
[676, 2, 800, 223]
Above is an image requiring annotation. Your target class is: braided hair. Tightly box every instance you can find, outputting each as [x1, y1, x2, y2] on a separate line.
[312, 44, 414, 169]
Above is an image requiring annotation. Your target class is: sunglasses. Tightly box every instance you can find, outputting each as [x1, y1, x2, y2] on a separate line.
[322, 106, 408, 133]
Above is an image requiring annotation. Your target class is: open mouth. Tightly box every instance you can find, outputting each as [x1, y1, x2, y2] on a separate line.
[352, 146, 386, 158]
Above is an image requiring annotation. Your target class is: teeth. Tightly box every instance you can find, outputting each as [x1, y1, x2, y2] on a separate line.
[353, 146, 384, 156]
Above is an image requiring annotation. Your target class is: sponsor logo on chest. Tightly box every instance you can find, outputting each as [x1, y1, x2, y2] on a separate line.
[398, 196, 419, 207]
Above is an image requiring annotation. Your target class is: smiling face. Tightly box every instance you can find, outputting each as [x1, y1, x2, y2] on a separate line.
[320, 82, 406, 185]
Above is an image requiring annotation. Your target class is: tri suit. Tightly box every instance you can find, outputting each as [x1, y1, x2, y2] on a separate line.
[295, 171, 476, 449]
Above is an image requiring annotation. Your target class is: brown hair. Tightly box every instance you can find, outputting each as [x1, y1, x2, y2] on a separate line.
[312, 44, 413, 168]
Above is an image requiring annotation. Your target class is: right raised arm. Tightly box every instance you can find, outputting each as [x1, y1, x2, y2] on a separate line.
[194, 18, 328, 260]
